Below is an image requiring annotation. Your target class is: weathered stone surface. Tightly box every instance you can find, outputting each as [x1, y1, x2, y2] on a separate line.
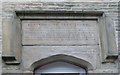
[22, 46, 98, 70]
[2, 0, 119, 2]
[1, 0, 102, 2]
[22, 20, 99, 45]
[1, 1, 119, 74]
[0, 0, 2, 75]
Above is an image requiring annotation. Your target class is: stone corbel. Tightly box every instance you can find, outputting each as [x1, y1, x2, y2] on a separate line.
[2, 12, 22, 65]
[98, 14, 118, 63]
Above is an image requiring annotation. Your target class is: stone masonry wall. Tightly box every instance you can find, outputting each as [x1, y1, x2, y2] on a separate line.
[1, 0, 120, 74]
[1, 0, 120, 2]
[0, 0, 2, 75]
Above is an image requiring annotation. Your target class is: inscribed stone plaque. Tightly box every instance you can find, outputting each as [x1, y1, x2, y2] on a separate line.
[22, 20, 99, 45]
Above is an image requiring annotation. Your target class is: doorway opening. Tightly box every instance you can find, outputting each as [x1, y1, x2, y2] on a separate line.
[41, 73, 80, 75]
[34, 62, 86, 75]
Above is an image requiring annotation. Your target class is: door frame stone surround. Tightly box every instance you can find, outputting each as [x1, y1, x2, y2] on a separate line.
[2, 10, 118, 66]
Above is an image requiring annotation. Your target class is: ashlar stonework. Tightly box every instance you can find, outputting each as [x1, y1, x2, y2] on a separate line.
[1, 1, 119, 75]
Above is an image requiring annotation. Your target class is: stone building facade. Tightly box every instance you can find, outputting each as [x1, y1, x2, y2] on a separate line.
[1, 0, 120, 75]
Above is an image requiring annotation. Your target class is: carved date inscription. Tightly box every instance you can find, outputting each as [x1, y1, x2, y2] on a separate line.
[22, 20, 99, 45]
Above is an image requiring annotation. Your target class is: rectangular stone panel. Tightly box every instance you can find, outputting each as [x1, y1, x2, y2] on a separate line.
[22, 46, 99, 69]
[22, 20, 99, 45]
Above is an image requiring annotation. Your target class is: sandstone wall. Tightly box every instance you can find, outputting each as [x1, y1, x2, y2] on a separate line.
[1, 0, 120, 74]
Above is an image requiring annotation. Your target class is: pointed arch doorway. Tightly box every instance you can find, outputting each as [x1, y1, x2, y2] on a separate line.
[34, 61, 86, 75]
